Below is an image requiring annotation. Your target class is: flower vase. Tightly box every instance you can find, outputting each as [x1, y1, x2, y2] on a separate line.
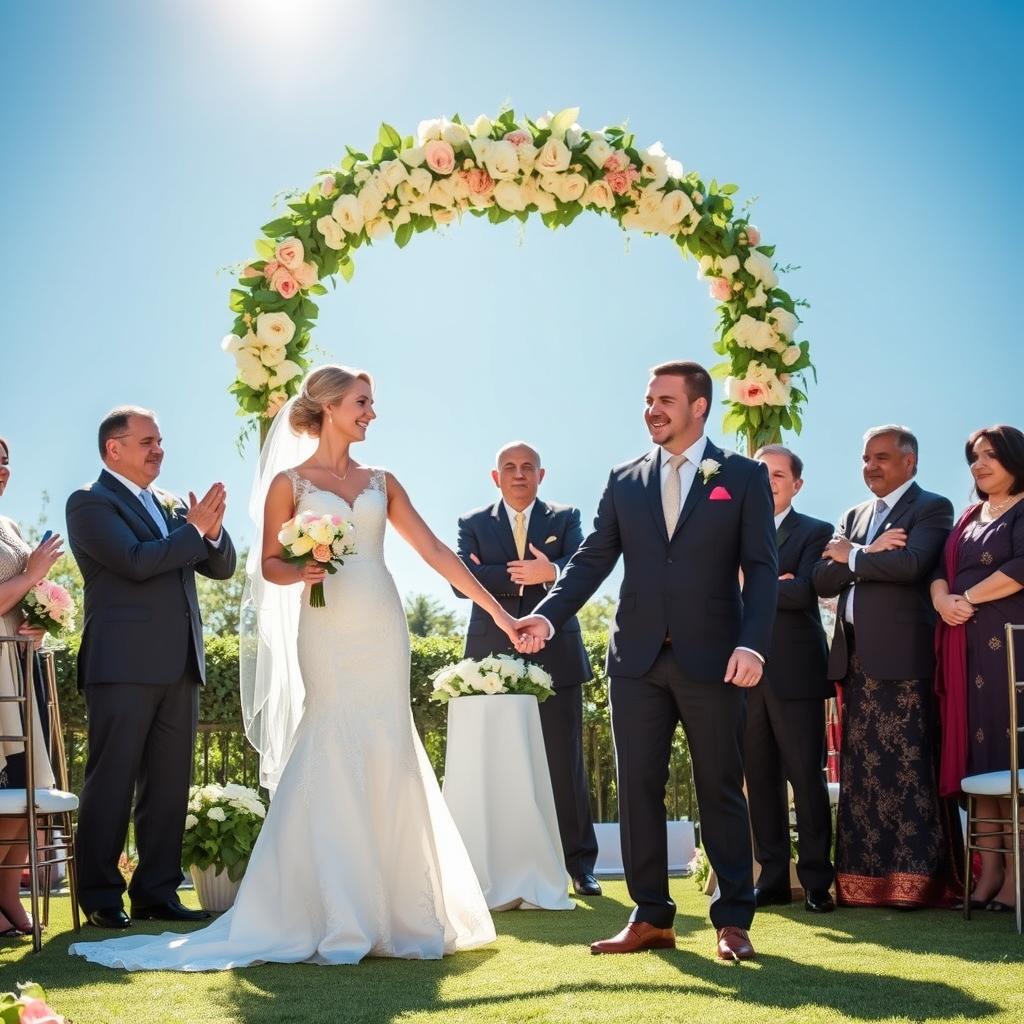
[189, 863, 241, 912]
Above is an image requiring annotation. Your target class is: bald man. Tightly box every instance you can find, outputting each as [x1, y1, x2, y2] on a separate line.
[454, 442, 600, 896]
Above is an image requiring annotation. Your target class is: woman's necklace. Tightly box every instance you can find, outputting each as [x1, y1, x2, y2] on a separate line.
[313, 459, 351, 483]
[985, 493, 1020, 517]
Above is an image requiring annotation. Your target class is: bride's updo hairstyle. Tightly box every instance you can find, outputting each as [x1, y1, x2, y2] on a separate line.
[289, 364, 374, 437]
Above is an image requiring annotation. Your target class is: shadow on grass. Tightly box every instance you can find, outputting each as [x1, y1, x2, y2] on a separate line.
[224, 949, 1000, 1024]
[756, 903, 1024, 964]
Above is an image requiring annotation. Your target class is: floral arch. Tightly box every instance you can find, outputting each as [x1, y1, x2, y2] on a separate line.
[221, 107, 813, 453]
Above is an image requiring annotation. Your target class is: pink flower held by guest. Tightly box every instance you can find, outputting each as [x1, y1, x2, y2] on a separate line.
[275, 237, 305, 270]
[745, 225, 761, 246]
[503, 129, 531, 146]
[709, 277, 732, 301]
[462, 166, 495, 197]
[269, 267, 299, 299]
[424, 139, 456, 176]
[312, 544, 332, 563]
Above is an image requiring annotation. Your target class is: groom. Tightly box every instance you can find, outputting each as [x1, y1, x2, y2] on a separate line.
[517, 361, 777, 961]
[67, 405, 237, 929]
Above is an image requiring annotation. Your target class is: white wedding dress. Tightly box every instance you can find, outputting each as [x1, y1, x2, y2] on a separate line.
[69, 468, 496, 969]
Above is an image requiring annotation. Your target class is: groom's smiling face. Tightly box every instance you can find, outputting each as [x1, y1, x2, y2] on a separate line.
[644, 374, 706, 453]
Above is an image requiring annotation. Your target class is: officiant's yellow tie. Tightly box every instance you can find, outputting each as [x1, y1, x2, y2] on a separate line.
[513, 511, 527, 559]
[662, 453, 687, 536]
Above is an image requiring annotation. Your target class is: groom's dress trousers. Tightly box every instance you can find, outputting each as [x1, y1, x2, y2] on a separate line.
[743, 508, 835, 895]
[67, 470, 236, 913]
[534, 440, 778, 930]
[455, 499, 598, 878]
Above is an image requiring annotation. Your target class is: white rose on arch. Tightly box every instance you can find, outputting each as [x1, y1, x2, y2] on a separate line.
[331, 194, 365, 235]
[768, 307, 799, 340]
[481, 139, 519, 181]
[494, 180, 528, 212]
[236, 348, 270, 390]
[639, 142, 670, 188]
[256, 312, 296, 347]
[584, 134, 615, 169]
[399, 145, 425, 168]
[268, 360, 303, 390]
[535, 137, 572, 174]
[744, 249, 779, 289]
[556, 173, 587, 204]
[731, 314, 778, 352]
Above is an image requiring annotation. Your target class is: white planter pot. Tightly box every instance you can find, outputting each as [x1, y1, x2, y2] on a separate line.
[188, 863, 241, 912]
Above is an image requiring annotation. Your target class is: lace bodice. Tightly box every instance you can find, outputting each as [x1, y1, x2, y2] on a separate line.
[0, 516, 30, 630]
[284, 467, 389, 564]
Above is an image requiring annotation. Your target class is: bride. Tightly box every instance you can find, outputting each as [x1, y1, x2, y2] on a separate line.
[70, 364, 525, 969]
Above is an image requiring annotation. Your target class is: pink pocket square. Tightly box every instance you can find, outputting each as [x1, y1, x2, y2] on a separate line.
[709, 486, 732, 501]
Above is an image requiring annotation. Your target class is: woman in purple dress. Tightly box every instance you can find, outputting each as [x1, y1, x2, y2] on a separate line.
[933, 425, 1024, 911]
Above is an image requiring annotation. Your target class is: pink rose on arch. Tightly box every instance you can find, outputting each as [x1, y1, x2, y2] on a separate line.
[503, 129, 531, 146]
[604, 170, 631, 195]
[319, 174, 338, 198]
[745, 225, 761, 246]
[462, 166, 495, 197]
[709, 277, 732, 301]
[737, 380, 768, 406]
[291, 261, 318, 288]
[263, 260, 281, 280]
[242, 263, 262, 279]
[603, 151, 631, 174]
[275, 237, 304, 270]
[424, 139, 456, 176]
[269, 267, 299, 299]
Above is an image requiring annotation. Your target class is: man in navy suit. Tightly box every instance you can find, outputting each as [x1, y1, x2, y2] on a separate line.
[518, 361, 777, 961]
[455, 441, 599, 896]
[745, 445, 835, 913]
[67, 406, 236, 929]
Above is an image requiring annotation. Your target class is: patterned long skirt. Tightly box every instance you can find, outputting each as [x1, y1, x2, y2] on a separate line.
[835, 654, 962, 908]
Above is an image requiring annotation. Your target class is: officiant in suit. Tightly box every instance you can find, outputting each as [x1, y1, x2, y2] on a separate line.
[745, 445, 835, 913]
[517, 362, 778, 961]
[454, 441, 600, 896]
[67, 406, 236, 929]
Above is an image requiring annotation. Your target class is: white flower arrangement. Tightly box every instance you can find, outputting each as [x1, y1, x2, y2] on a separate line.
[430, 655, 555, 705]
[181, 783, 267, 883]
[698, 459, 722, 485]
[223, 106, 813, 453]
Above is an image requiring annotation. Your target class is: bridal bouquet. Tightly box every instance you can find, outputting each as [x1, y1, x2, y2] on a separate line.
[21, 579, 75, 636]
[278, 512, 356, 607]
[430, 655, 555, 704]
[182, 783, 267, 884]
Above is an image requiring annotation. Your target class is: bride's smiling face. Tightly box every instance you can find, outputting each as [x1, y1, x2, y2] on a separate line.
[324, 379, 376, 443]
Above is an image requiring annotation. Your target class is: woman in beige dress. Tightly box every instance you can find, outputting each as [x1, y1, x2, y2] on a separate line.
[0, 435, 64, 936]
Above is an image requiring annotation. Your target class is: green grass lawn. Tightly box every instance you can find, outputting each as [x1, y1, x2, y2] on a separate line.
[2, 881, 1023, 1024]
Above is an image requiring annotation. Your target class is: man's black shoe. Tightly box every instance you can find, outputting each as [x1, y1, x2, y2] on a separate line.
[754, 885, 792, 908]
[804, 888, 836, 913]
[131, 900, 211, 922]
[87, 907, 131, 929]
[572, 874, 603, 896]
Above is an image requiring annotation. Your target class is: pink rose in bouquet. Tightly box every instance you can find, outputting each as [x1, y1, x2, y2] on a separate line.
[277, 512, 356, 607]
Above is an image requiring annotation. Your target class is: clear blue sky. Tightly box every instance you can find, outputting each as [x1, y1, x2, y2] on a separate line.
[2, 0, 1021, 610]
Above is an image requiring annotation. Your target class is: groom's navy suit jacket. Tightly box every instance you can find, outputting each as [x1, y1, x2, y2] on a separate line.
[454, 499, 592, 689]
[534, 441, 778, 683]
[67, 470, 237, 689]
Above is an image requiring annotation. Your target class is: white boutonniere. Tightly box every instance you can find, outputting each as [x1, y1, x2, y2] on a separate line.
[158, 492, 178, 516]
[698, 459, 722, 485]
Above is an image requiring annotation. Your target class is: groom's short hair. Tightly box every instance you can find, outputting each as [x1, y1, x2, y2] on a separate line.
[650, 361, 712, 421]
[98, 405, 158, 458]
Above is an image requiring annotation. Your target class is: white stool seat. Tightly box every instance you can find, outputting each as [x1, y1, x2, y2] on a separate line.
[961, 770, 1024, 797]
[0, 788, 79, 814]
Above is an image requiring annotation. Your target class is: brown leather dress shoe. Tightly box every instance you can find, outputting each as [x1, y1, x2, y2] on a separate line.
[716, 926, 755, 961]
[590, 921, 676, 955]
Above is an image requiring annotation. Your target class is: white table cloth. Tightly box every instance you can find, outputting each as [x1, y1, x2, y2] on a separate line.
[442, 694, 573, 911]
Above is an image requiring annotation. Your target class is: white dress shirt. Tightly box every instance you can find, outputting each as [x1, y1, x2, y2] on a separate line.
[843, 477, 915, 624]
[105, 468, 223, 546]
[774, 507, 792, 530]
